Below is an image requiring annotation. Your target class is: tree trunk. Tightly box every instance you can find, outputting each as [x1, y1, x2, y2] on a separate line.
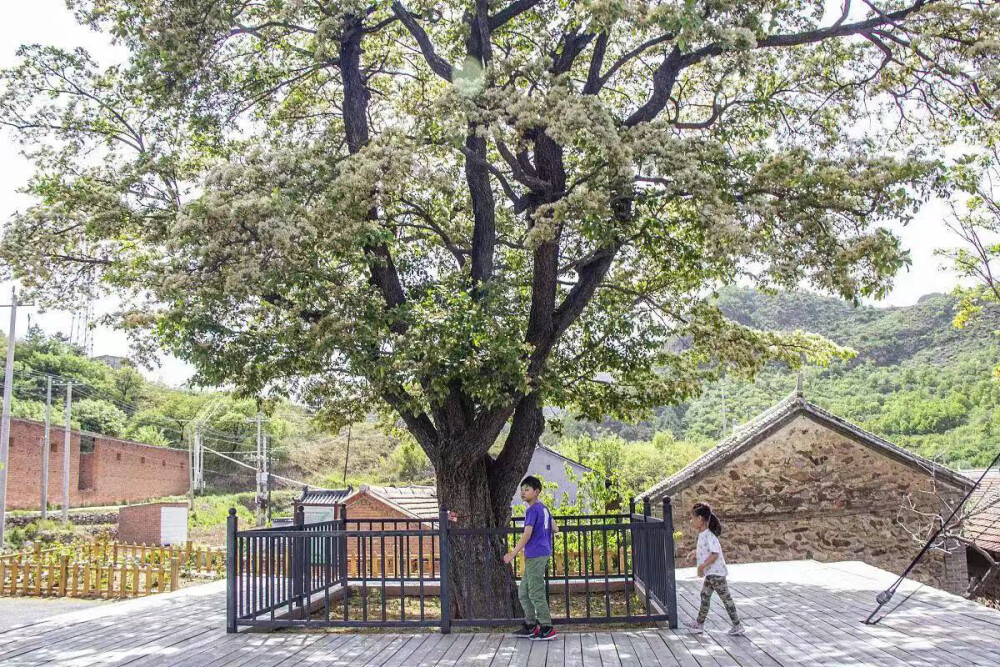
[436, 455, 521, 620]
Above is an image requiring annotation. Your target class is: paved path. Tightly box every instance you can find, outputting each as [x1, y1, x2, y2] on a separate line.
[1, 560, 999, 665]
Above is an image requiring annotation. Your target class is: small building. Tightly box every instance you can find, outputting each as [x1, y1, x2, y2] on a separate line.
[294, 486, 353, 524]
[118, 502, 188, 546]
[643, 392, 975, 595]
[513, 445, 592, 506]
[343, 484, 439, 522]
[91, 354, 132, 370]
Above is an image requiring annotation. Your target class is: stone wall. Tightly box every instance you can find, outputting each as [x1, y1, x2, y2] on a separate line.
[667, 414, 969, 595]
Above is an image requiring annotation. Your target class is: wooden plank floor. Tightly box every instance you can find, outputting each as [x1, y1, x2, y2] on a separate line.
[1, 560, 998, 666]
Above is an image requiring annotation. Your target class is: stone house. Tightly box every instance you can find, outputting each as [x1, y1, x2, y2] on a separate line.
[5, 417, 189, 510]
[643, 392, 974, 595]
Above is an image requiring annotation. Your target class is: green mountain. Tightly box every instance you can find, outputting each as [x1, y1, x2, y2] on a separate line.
[561, 288, 1000, 469]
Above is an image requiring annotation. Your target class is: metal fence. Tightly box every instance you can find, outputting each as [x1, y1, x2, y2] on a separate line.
[226, 498, 678, 633]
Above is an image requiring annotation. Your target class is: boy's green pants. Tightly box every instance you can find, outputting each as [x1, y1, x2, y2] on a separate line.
[518, 556, 551, 626]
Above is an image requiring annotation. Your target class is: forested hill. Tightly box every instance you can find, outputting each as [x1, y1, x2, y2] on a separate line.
[718, 288, 1000, 368]
[562, 288, 1000, 469]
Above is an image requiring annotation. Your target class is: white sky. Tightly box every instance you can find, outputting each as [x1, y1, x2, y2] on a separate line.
[0, 0, 972, 388]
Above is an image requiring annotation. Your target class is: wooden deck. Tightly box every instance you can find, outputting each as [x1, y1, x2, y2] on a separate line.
[1, 559, 998, 666]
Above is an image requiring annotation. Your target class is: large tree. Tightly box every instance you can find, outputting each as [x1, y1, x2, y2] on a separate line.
[1, 0, 996, 616]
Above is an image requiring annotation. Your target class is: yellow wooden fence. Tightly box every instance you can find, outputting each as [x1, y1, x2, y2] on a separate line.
[0, 555, 180, 598]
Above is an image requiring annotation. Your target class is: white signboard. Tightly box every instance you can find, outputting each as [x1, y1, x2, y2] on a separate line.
[160, 506, 189, 546]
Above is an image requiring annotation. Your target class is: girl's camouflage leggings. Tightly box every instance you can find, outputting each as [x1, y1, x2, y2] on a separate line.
[698, 575, 741, 625]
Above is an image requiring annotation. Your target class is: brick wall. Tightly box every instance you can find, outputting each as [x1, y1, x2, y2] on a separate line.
[118, 502, 188, 546]
[5, 418, 189, 510]
[342, 493, 438, 569]
[666, 414, 970, 595]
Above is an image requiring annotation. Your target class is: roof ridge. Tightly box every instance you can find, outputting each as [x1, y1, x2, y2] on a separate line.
[642, 393, 972, 501]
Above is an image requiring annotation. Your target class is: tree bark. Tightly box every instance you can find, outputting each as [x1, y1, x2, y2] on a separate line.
[437, 454, 520, 620]
[435, 398, 546, 619]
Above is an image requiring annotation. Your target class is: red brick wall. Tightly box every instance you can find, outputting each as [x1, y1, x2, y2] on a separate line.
[342, 493, 437, 567]
[5, 418, 189, 510]
[118, 502, 187, 546]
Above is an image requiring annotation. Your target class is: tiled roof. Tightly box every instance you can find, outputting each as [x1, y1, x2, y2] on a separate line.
[297, 486, 353, 506]
[643, 392, 975, 501]
[352, 484, 440, 520]
[961, 469, 1000, 554]
[535, 444, 592, 472]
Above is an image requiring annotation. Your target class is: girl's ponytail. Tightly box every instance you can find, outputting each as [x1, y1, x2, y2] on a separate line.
[692, 502, 724, 537]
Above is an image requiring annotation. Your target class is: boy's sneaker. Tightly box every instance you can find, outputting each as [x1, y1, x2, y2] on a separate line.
[531, 626, 556, 641]
[684, 621, 704, 635]
[727, 624, 746, 636]
[513, 623, 538, 638]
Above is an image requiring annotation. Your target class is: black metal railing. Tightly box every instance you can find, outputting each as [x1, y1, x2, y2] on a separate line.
[226, 498, 678, 633]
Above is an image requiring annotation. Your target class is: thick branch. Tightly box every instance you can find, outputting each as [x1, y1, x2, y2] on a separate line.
[391, 1, 454, 80]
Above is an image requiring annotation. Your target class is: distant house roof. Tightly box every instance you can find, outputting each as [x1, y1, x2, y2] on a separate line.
[961, 469, 1000, 554]
[91, 354, 131, 370]
[534, 444, 592, 473]
[348, 484, 440, 520]
[643, 392, 976, 501]
[296, 486, 353, 507]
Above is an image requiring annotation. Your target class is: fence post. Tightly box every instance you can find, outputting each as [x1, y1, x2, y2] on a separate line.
[58, 555, 68, 597]
[629, 497, 636, 516]
[293, 504, 305, 608]
[662, 497, 678, 629]
[226, 508, 237, 633]
[170, 558, 179, 592]
[438, 507, 451, 635]
[339, 504, 348, 588]
[642, 496, 651, 518]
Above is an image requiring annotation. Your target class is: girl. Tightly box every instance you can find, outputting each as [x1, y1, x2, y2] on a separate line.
[685, 502, 745, 636]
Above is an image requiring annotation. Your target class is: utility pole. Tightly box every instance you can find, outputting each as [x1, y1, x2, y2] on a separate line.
[255, 413, 265, 526]
[266, 436, 272, 525]
[62, 382, 72, 523]
[195, 423, 204, 492]
[41, 376, 51, 519]
[343, 424, 352, 486]
[0, 288, 17, 548]
[188, 426, 195, 510]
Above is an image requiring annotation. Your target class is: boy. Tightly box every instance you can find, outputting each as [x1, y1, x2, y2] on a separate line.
[503, 475, 558, 641]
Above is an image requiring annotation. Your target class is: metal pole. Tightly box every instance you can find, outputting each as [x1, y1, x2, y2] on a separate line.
[226, 508, 238, 633]
[0, 289, 17, 548]
[663, 497, 678, 629]
[266, 436, 272, 525]
[438, 506, 452, 634]
[343, 424, 352, 485]
[62, 382, 72, 522]
[197, 425, 205, 492]
[188, 427, 195, 511]
[41, 376, 51, 519]
[255, 413, 263, 526]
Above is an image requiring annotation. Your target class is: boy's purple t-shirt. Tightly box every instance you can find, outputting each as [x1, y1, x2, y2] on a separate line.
[523, 502, 553, 558]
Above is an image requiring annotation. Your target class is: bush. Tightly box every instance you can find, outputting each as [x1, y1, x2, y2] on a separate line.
[73, 399, 128, 437]
[388, 440, 433, 483]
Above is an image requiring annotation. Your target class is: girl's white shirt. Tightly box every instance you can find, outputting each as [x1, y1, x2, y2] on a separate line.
[696, 529, 729, 577]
